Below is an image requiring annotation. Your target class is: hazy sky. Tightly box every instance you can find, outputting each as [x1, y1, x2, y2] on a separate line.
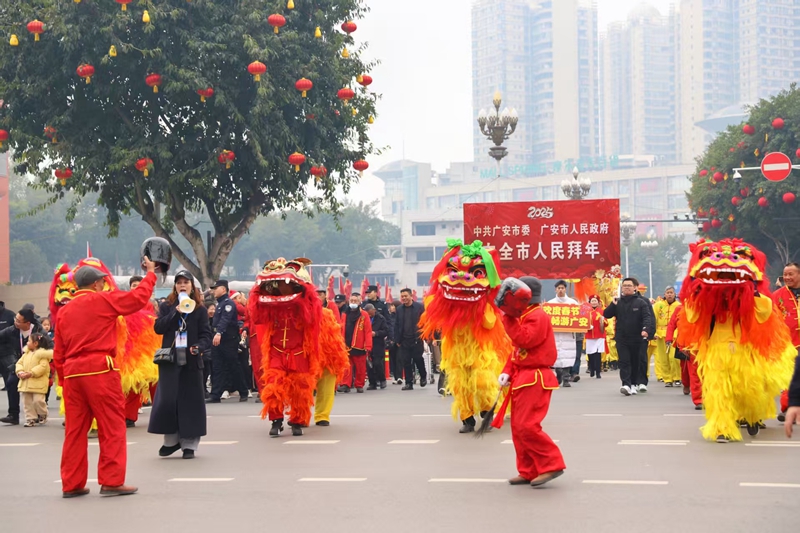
[351, 0, 675, 205]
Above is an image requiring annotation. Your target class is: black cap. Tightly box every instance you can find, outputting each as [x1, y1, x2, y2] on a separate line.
[334, 294, 346, 303]
[211, 279, 229, 290]
[367, 285, 378, 293]
[174, 269, 193, 282]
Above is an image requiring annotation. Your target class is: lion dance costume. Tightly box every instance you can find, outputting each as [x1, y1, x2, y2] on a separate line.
[49, 258, 161, 426]
[677, 239, 795, 442]
[248, 258, 348, 437]
[420, 239, 511, 433]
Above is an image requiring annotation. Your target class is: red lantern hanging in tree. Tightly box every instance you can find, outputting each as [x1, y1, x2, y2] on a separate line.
[699, 169, 708, 177]
[772, 118, 785, 129]
[711, 218, 722, 229]
[145, 73, 162, 93]
[731, 196, 741, 207]
[197, 87, 214, 102]
[713, 171, 724, 183]
[709, 207, 718, 217]
[218, 150, 235, 169]
[295, 78, 313, 98]
[54, 168, 72, 186]
[248, 61, 266, 82]
[337, 88, 355, 105]
[353, 159, 369, 176]
[758, 197, 769, 208]
[358, 75, 373, 88]
[742, 124, 755, 135]
[701, 221, 711, 233]
[0, 129, 8, 148]
[697, 208, 707, 218]
[795, 148, 800, 159]
[783, 192, 796, 204]
[341, 21, 357, 34]
[310, 165, 328, 181]
[116, 0, 133, 10]
[288, 152, 306, 172]
[135, 158, 153, 177]
[76, 64, 95, 84]
[27, 20, 44, 42]
[268, 14, 286, 34]
[740, 187, 749, 197]
[44, 126, 57, 144]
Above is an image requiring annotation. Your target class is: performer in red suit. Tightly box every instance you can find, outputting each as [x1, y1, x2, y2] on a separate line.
[665, 303, 702, 409]
[338, 295, 373, 393]
[493, 277, 565, 487]
[772, 262, 800, 420]
[54, 258, 157, 498]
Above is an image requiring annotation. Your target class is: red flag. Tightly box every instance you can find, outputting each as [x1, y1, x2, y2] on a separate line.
[339, 276, 345, 295]
[360, 277, 369, 296]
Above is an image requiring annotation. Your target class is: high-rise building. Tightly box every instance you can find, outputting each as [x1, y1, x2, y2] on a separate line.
[601, 4, 678, 163]
[472, 0, 599, 167]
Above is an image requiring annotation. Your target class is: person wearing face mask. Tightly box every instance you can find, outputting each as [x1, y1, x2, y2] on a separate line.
[148, 270, 212, 459]
[338, 295, 373, 393]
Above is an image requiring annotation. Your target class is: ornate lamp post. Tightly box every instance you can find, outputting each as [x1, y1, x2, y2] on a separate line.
[620, 213, 637, 277]
[641, 226, 659, 299]
[561, 166, 592, 200]
[477, 91, 519, 166]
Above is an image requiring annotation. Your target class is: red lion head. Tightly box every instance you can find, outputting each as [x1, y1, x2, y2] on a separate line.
[248, 257, 322, 334]
[49, 257, 118, 327]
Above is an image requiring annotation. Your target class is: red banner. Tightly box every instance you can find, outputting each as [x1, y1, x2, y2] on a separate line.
[463, 200, 621, 280]
[541, 303, 592, 333]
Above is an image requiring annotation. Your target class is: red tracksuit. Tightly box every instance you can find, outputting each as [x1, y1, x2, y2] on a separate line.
[772, 287, 800, 412]
[54, 272, 157, 492]
[666, 307, 702, 406]
[495, 305, 566, 481]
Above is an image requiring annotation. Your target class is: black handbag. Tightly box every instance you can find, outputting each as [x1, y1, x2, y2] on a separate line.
[154, 336, 177, 365]
[673, 347, 688, 361]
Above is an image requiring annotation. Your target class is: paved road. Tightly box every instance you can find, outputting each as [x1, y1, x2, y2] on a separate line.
[0, 370, 797, 533]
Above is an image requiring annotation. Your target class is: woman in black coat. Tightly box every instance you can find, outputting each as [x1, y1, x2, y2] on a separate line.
[148, 270, 212, 459]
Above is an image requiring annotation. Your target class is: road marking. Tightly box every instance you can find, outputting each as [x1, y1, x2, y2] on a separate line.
[55, 479, 97, 483]
[389, 440, 440, 444]
[663, 414, 704, 417]
[502, 439, 559, 444]
[740, 482, 800, 488]
[618, 440, 689, 446]
[298, 478, 366, 482]
[331, 414, 372, 418]
[583, 414, 623, 417]
[583, 480, 669, 485]
[89, 442, 136, 446]
[412, 414, 450, 417]
[284, 440, 340, 445]
[201, 441, 238, 445]
[745, 443, 800, 448]
[0, 443, 40, 447]
[168, 478, 234, 482]
[247, 415, 263, 418]
[429, 478, 506, 483]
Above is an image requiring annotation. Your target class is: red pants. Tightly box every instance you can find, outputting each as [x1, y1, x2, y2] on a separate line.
[510, 385, 566, 481]
[124, 384, 157, 422]
[61, 371, 127, 492]
[680, 355, 702, 405]
[339, 354, 366, 389]
[781, 390, 789, 413]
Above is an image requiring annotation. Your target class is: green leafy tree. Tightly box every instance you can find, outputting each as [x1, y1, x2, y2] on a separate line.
[9, 240, 50, 284]
[0, 0, 377, 286]
[625, 235, 688, 297]
[687, 85, 800, 275]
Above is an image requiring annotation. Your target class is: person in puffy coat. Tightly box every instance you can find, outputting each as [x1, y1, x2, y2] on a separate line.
[15, 332, 54, 427]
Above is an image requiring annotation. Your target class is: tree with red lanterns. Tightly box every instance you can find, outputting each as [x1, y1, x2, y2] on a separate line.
[687, 84, 800, 269]
[0, 0, 378, 286]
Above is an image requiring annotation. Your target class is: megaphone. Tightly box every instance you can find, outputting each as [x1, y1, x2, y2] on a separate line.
[178, 292, 196, 314]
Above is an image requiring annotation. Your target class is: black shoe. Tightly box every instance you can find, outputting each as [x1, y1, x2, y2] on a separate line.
[291, 424, 303, 437]
[205, 398, 221, 404]
[778, 411, 786, 422]
[561, 379, 571, 388]
[596, 373, 602, 379]
[459, 423, 475, 434]
[695, 403, 703, 410]
[315, 420, 330, 427]
[716, 435, 730, 443]
[158, 444, 181, 457]
[269, 420, 284, 438]
[380, 382, 387, 389]
[419, 379, 427, 388]
[0, 416, 19, 425]
[367, 385, 377, 391]
[356, 387, 364, 393]
[401, 384, 414, 391]
[182, 449, 195, 459]
[238, 396, 249, 402]
[125, 419, 135, 428]
[337, 385, 351, 393]
[746, 423, 759, 436]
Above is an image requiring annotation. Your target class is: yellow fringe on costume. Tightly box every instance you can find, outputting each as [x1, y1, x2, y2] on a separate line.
[116, 313, 161, 400]
[317, 308, 349, 376]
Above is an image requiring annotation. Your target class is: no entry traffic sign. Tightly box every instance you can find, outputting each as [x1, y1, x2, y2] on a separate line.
[761, 152, 793, 182]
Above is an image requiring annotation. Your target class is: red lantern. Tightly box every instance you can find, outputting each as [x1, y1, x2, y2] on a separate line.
[709, 207, 718, 217]
[54, 168, 73, 186]
[305, 113, 316, 120]
[0, 129, 8, 148]
[268, 14, 286, 34]
[44, 126, 57, 144]
[740, 187, 749, 197]
[358, 75, 373, 87]
[731, 197, 741, 206]
[699, 169, 708, 177]
[737, 142, 746, 149]
[337, 88, 355, 104]
[711, 218, 722, 229]
[27, 20, 44, 42]
[742, 124, 755, 135]
[783, 192, 796, 204]
[702, 221, 711, 233]
[310, 166, 328, 180]
[218, 150, 235, 169]
[341, 21, 357, 34]
[135, 158, 153, 177]
[772, 117, 785, 129]
[288, 152, 306, 172]
[353, 159, 369, 176]
[796, 148, 800, 159]
[145, 73, 162, 93]
[116, 0, 132, 10]
[697, 208, 707, 218]
[713, 171, 724, 183]
[197, 87, 214, 102]
[295, 78, 313, 98]
[76, 64, 95, 84]
[711, 166, 716, 171]
[248, 61, 266, 82]
[758, 197, 769, 208]
[729, 147, 735, 153]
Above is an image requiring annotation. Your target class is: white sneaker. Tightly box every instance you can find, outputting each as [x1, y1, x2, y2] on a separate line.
[620, 385, 631, 396]
[630, 386, 638, 395]
[248, 391, 254, 398]
[638, 384, 648, 393]
[221, 391, 230, 400]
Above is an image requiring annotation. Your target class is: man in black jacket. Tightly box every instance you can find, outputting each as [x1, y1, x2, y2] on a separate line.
[785, 356, 800, 437]
[207, 280, 249, 404]
[0, 301, 16, 393]
[365, 304, 388, 390]
[363, 285, 390, 321]
[394, 288, 427, 390]
[603, 277, 655, 397]
[0, 308, 43, 425]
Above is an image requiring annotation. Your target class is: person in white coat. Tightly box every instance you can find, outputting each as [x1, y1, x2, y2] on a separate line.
[548, 280, 579, 387]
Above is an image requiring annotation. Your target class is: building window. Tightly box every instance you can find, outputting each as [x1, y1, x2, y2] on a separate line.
[412, 223, 436, 236]
[416, 249, 434, 262]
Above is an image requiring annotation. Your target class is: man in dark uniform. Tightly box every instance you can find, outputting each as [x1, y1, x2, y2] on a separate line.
[363, 285, 389, 321]
[334, 294, 348, 320]
[207, 280, 249, 403]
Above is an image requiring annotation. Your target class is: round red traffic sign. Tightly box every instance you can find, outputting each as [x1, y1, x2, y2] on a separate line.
[761, 152, 793, 182]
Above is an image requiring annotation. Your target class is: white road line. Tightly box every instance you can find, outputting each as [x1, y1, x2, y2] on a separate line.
[168, 478, 234, 482]
[331, 414, 372, 418]
[583, 480, 669, 486]
[618, 440, 689, 446]
[0, 443, 40, 447]
[388, 440, 440, 444]
[201, 441, 238, 445]
[284, 440, 340, 445]
[298, 478, 367, 482]
[744, 441, 799, 444]
[247, 415, 263, 418]
[740, 482, 800, 488]
[412, 414, 450, 417]
[583, 414, 623, 417]
[745, 443, 800, 448]
[429, 478, 506, 483]
[663, 414, 704, 417]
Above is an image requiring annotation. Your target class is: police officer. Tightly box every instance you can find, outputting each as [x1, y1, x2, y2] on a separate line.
[206, 280, 249, 403]
[362, 285, 389, 321]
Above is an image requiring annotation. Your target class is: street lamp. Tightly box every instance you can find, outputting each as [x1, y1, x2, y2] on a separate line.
[477, 91, 519, 166]
[620, 213, 637, 277]
[641, 227, 658, 299]
[561, 166, 592, 200]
